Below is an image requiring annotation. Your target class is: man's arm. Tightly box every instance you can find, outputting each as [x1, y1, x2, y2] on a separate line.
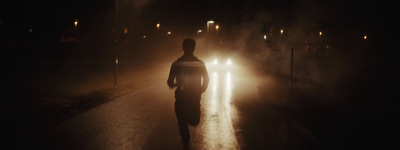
[201, 65, 209, 93]
[167, 64, 177, 88]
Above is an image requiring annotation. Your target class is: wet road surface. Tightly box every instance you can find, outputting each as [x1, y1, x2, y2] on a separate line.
[35, 67, 319, 150]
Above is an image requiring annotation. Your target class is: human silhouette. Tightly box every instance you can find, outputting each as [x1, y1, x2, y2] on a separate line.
[167, 39, 209, 148]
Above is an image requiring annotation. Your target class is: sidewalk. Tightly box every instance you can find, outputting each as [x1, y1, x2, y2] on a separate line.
[1, 61, 169, 148]
[262, 61, 400, 149]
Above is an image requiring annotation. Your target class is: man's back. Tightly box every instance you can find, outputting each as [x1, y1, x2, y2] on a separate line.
[167, 38, 209, 147]
[168, 55, 208, 100]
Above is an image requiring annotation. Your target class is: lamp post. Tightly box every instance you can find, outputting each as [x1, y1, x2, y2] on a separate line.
[207, 20, 214, 53]
[74, 19, 79, 41]
[207, 20, 214, 33]
[114, 0, 119, 88]
[74, 19, 78, 28]
[317, 31, 323, 56]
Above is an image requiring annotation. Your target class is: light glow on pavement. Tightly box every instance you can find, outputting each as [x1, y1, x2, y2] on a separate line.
[202, 71, 239, 149]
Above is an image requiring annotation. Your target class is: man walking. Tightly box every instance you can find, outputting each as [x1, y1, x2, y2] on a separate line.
[167, 39, 209, 148]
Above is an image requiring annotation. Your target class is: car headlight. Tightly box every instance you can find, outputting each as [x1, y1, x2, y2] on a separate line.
[226, 58, 232, 65]
[213, 58, 218, 64]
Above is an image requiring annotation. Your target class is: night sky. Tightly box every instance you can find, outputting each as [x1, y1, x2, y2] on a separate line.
[0, 0, 397, 54]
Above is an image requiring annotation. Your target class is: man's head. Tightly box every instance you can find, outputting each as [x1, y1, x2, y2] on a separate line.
[183, 39, 196, 53]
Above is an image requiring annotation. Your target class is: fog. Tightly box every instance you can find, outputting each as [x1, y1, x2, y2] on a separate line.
[108, 0, 381, 107]
[1, 0, 388, 102]
[0, 0, 393, 119]
[1, 1, 398, 149]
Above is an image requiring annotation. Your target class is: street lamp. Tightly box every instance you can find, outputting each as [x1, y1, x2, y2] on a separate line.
[156, 23, 160, 29]
[319, 31, 322, 37]
[207, 20, 214, 33]
[206, 20, 215, 52]
[215, 24, 219, 31]
[114, 0, 119, 88]
[74, 19, 78, 28]
[280, 29, 284, 36]
[74, 19, 79, 41]
[364, 35, 367, 40]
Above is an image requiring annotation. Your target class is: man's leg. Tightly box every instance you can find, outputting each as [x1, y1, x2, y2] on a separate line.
[187, 102, 201, 126]
[175, 100, 190, 145]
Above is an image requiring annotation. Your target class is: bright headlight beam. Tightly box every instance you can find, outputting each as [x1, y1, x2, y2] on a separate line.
[213, 59, 218, 64]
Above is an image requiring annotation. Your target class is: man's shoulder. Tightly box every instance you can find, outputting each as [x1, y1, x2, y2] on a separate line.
[172, 57, 205, 67]
[194, 57, 205, 63]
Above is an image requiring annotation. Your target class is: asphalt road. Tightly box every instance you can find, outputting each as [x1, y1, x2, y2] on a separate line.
[26, 63, 320, 150]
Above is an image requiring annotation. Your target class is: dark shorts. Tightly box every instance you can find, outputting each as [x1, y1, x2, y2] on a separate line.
[175, 99, 201, 126]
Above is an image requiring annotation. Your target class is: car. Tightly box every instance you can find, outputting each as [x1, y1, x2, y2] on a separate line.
[207, 51, 233, 71]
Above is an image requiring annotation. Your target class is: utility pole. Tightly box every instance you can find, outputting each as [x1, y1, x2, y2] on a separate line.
[289, 48, 293, 99]
[114, 0, 119, 88]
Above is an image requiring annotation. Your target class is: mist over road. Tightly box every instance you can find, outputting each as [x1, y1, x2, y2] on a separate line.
[2, 54, 397, 149]
[29, 63, 317, 150]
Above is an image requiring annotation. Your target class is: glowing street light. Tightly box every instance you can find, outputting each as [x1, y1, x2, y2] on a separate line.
[74, 19, 78, 28]
[213, 58, 218, 64]
[319, 31, 322, 37]
[124, 28, 128, 34]
[206, 20, 215, 51]
[156, 23, 160, 29]
[264, 35, 267, 40]
[227, 58, 232, 65]
[364, 35, 367, 40]
[167, 31, 171, 35]
[280, 29, 284, 35]
[29, 28, 33, 33]
[207, 20, 215, 33]
[215, 24, 219, 31]
[197, 30, 202, 34]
